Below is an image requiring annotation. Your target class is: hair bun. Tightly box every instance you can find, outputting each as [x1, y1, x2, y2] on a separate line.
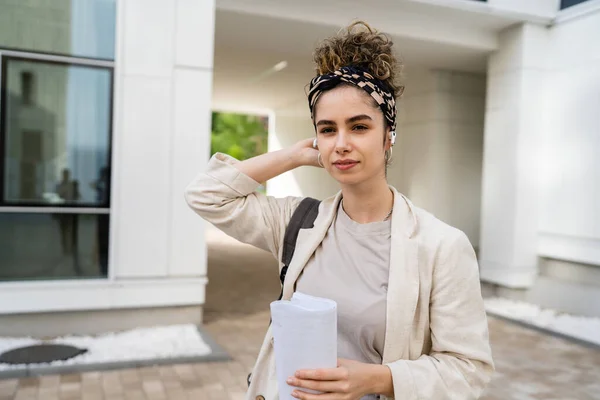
[313, 21, 402, 97]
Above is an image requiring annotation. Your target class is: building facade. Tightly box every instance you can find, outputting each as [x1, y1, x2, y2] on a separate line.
[1, 0, 599, 335]
[0, 0, 215, 336]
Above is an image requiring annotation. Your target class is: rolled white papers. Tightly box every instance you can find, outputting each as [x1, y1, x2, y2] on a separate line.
[270, 292, 338, 399]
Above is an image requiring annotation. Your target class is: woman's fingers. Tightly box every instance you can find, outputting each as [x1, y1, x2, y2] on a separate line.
[288, 377, 345, 393]
[295, 137, 317, 149]
[295, 367, 348, 381]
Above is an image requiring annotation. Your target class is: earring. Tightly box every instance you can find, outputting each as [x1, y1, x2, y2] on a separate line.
[390, 131, 396, 146]
[317, 153, 324, 167]
[385, 147, 393, 165]
[313, 138, 318, 149]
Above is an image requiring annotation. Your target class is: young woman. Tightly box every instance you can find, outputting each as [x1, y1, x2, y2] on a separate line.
[186, 22, 494, 400]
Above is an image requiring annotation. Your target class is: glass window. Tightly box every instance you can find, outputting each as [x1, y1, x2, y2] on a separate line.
[560, 0, 589, 9]
[0, 0, 116, 60]
[1, 57, 112, 207]
[0, 2, 114, 283]
[0, 212, 109, 280]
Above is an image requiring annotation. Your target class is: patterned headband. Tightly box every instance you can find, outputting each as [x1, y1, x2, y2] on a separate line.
[307, 65, 398, 131]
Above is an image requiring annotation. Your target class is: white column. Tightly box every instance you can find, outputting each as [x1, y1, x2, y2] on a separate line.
[111, 0, 215, 281]
[168, 0, 215, 278]
[479, 23, 549, 288]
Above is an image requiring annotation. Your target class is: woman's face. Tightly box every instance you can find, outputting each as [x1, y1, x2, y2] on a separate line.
[314, 85, 390, 187]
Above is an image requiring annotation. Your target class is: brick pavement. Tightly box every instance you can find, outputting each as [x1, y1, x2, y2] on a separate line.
[1, 230, 599, 399]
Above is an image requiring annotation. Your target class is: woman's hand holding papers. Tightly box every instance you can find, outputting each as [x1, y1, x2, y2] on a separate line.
[288, 358, 394, 399]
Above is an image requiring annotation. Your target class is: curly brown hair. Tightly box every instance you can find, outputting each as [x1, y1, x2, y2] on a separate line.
[312, 21, 403, 98]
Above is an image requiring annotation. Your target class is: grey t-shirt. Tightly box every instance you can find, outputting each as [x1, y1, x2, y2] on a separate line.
[295, 202, 391, 400]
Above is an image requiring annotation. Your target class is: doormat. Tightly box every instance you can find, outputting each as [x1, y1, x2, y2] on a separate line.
[0, 344, 87, 364]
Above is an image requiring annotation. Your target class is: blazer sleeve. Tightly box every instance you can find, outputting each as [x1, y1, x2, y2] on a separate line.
[184, 152, 302, 259]
[385, 230, 495, 400]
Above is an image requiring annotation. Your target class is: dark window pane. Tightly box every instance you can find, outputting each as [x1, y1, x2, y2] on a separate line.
[1, 57, 112, 207]
[561, 0, 589, 9]
[20, 71, 35, 105]
[0, 212, 109, 281]
[0, 0, 116, 60]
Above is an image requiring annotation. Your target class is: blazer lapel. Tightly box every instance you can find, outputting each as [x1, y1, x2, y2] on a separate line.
[382, 189, 420, 363]
[281, 192, 342, 300]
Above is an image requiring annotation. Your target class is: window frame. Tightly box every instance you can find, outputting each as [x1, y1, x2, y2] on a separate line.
[0, 50, 115, 211]
[0, 45, 115, 63]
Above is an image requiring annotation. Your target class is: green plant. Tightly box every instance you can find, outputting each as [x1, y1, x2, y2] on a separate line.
[211, 112, 268, 161]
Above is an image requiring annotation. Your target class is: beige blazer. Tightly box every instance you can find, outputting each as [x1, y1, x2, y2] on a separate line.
[185, 153, 494, 400]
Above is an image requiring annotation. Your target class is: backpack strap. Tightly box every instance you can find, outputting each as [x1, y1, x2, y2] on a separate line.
[277, 197, 320, 300]
[249, 197, 321, 388]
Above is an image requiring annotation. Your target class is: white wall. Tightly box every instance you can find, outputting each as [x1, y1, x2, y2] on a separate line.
[488, 0, 560, 19]
[479, 12, 600, 316]
[394, 68, 485, 246]
[538, 9, 600, 267]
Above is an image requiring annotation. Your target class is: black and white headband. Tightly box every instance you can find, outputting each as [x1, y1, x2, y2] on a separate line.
[307, 65, 398, 131]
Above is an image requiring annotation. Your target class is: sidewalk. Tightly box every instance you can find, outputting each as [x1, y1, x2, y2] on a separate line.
[1, 230, 599, 399]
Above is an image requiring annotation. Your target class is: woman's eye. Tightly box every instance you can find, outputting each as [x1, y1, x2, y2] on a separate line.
[320, 128, 335, 134]
[353, 125, 368, 131]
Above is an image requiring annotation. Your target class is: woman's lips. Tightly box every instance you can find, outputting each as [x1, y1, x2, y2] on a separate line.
[333, 161, 359, 171]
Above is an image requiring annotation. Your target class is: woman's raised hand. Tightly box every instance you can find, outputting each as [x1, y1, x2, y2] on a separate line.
[292, 138, 323, 168]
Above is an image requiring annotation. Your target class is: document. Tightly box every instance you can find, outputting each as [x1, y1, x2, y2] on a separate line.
[270, 292, 338, 399]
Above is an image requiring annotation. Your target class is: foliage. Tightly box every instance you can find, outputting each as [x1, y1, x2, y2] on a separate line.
[211, 112, 268, 161]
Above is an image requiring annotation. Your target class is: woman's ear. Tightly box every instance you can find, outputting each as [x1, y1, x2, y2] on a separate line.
[384, 128, 394, 150]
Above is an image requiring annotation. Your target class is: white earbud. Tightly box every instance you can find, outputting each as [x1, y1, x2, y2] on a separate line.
[313, 138, 318, 149]
[390, 131, 397, 146]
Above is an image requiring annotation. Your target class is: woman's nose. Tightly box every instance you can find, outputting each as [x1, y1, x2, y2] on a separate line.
[335, 132, 350, 153]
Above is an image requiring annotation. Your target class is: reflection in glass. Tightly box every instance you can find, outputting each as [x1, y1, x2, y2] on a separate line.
[560, 0, 589, 9]
[0, 0, 116, 59]
[2, 58, 112, 206]
[0, 212, 109, 281]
